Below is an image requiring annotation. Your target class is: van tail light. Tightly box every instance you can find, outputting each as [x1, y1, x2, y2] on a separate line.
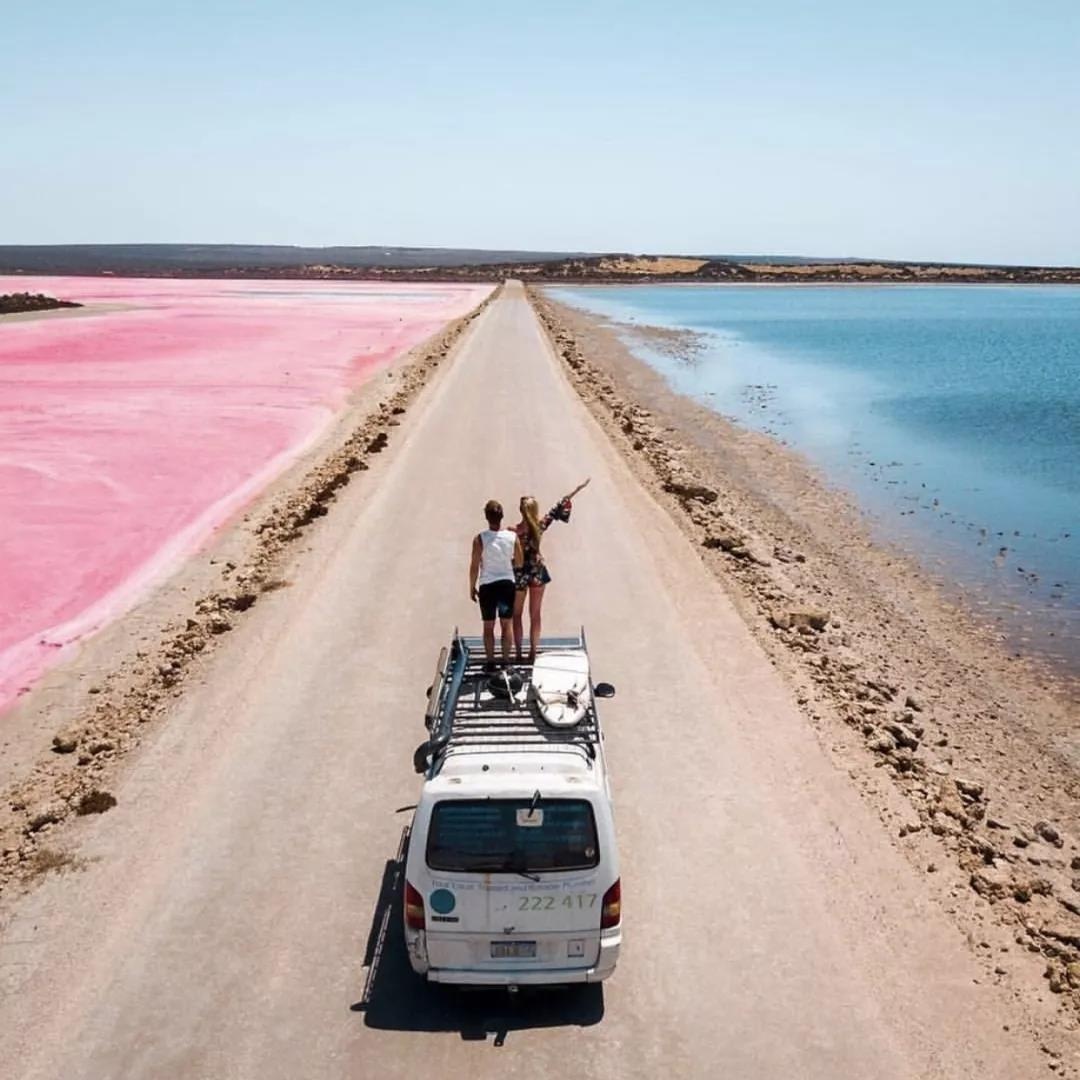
[405, 881, 425, 931]
[600, 878, 621, 929]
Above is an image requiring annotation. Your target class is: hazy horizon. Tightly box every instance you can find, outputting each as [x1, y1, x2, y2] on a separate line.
[1, 242, 1078, 270]
[3, 1, 1078, 266]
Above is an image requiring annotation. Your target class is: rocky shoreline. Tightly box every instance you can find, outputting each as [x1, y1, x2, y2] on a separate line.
[0, 292, 80, 315]
[0, 287, 498, 897]
[529, 285, 1080, 1040]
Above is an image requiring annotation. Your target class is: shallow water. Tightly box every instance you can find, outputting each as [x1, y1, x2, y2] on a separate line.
[553, 284, 1080, 668]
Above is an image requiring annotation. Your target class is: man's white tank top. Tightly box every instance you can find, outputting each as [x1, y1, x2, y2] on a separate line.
[478, 529, 516, 585]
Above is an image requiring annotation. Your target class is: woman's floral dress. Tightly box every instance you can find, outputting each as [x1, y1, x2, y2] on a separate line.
[514, 497, 572, 589]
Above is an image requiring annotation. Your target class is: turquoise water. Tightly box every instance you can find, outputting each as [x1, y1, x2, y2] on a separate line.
[553, 285, 1080, 666]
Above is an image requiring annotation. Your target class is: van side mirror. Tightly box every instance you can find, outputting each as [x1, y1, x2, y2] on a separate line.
[413, 742, 431, 774]
[594, 682, 616, 699]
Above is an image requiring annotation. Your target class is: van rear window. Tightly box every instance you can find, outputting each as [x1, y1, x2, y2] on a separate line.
[426, 799, 599, 873]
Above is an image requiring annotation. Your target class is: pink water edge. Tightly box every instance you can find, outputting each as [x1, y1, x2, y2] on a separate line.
[0, 276, 492, 712]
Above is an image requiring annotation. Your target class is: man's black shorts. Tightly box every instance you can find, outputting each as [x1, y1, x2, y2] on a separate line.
[478, 579, 516, 621]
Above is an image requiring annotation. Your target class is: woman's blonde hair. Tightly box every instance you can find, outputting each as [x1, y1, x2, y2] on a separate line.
[520, 496, 541, 550]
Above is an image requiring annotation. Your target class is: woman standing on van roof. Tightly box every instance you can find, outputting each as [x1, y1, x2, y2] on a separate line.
[513, 478, 590, 664]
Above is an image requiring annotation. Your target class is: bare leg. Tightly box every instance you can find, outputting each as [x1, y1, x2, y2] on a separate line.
[482, 619, 495, 664]
[499, 617, 513, 666]
[512, 589, 526, 661]
[528, 584, 545, 663]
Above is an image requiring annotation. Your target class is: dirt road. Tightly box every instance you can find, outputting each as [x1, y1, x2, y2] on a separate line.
[0, 284, 1047, 1078]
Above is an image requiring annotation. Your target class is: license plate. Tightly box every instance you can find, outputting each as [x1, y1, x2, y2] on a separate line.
[491, 941, 536, 959]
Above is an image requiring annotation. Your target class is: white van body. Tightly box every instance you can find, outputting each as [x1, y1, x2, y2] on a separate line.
[405, 633, 621, 987]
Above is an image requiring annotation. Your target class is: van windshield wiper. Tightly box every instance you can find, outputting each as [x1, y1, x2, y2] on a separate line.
[501, 853, 540, 882]
[506, 866, 540, 882]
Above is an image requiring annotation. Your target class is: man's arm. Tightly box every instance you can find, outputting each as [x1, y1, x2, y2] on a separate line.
[469, 535, 481, 602]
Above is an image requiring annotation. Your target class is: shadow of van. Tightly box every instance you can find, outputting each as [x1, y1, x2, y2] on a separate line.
[352, 827, 605, 1042]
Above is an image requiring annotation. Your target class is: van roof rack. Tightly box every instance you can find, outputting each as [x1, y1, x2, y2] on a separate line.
[413, 628, 602, 777]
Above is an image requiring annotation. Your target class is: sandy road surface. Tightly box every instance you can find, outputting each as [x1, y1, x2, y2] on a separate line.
[0, 284, 1046, 1078]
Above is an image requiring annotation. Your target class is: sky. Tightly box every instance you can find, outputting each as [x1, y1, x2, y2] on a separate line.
[2, 0, 1079, 265]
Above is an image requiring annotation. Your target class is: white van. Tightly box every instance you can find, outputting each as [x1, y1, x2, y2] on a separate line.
[405, 631, 621, 987]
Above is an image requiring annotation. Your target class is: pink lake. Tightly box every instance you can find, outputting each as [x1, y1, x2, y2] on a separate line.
[0, 276, 491, 711]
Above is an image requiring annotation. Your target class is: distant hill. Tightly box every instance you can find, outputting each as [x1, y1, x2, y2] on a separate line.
[0, 244, 585, 274]
[704, 254, 866, 265]
[0, 245, 1076, 285]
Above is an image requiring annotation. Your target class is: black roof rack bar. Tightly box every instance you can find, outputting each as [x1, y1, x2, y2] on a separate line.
[442, 747, 596, 763]
[447, 733, 593, 744]
[448, 715, 596, 727]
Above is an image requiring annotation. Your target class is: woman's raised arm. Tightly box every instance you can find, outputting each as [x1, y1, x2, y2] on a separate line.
[566, 477, 591, 501]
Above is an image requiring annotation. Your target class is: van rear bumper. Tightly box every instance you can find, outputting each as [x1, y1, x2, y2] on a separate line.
[417, 931, 620, 986]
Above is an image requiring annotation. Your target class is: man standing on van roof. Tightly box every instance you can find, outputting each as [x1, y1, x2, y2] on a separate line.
[470, 499, 524, 670]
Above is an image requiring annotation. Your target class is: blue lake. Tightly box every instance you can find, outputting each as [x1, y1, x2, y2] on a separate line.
[552, 284, 1080, 666]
